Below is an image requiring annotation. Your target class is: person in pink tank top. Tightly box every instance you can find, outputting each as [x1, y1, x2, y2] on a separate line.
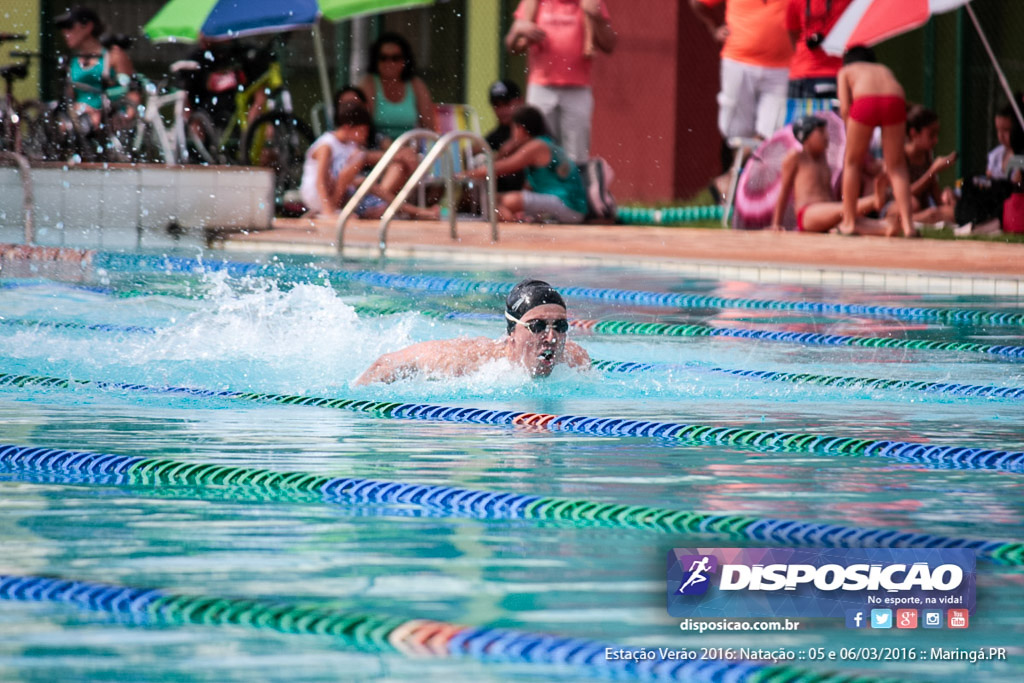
[505, 0, 616, 165]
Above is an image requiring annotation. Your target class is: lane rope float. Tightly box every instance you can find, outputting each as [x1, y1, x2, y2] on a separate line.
[1, 371, 1022, 474]
[0, 574, 897, 683]
[87, 250, 1024, 328]
[4, 316, 1022, 402]
[1, 445, 1020, 566]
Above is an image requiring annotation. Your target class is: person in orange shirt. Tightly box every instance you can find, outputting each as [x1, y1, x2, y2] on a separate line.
[786, 0, 853, 99]
[691, 0, 793, 141]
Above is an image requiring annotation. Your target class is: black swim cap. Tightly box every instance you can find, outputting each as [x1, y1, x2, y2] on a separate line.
[505, 279, 565, 334]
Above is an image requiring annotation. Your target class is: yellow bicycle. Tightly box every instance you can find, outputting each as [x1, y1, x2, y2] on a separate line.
[185, 47, 313, 201]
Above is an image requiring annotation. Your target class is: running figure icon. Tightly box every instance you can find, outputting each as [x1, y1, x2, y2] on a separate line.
[678, 556, 713, 594]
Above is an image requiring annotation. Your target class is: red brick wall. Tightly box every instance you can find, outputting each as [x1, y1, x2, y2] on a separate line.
[591, 0, 722, 203]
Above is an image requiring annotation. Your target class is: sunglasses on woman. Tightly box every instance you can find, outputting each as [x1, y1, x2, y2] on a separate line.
[378, 54, 405, 63]
[505, 312, 570, 334]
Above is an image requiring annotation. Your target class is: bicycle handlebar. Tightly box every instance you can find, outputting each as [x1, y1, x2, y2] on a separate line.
[0, 33, 27, 43]
[9, 51, 42, 59]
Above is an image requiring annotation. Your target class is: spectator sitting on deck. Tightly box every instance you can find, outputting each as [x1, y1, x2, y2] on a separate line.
[458, 106, 587, 224]
[298, 101, 438, 220]
[771, 116, 893, 235]
[903, 105, 958, 226]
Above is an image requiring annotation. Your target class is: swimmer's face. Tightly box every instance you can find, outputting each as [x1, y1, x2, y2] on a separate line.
[996, 115, 1013, 149]
[507, 303, 569, 378]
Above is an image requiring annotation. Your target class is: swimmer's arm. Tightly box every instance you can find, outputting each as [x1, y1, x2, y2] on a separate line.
[565, 340, 591, 369]
[354, 342, 438, 385]
[837, 68, 851, 121]
[771, 151, 799, 230]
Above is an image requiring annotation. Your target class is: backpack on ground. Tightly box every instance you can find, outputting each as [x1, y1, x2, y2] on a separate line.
[583, 156, 616, 222]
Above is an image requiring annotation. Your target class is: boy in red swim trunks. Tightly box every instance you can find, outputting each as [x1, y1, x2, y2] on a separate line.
[770, 116, 890, 234]
[837, 45, 914, 237]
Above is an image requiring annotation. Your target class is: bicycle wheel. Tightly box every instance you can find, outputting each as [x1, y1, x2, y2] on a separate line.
[184, 110, 229, 165]
[241, 112, 315, 199]
[128, 121, 167, 164]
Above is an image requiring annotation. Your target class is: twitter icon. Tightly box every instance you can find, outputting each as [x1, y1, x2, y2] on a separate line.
[871, 609, 892, 629]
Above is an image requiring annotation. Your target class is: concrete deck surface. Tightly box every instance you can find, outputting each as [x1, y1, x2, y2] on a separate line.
[212, 215, 1023, 283]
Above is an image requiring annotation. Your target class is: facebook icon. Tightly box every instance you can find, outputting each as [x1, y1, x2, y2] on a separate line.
[845, 609, 866, 629]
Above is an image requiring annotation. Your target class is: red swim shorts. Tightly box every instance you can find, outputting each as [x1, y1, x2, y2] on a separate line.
[796, 205, 807, 232]
[849, 95, 907, 127]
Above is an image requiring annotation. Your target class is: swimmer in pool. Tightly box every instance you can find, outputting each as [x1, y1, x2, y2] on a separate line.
[354, 279, 590, 385]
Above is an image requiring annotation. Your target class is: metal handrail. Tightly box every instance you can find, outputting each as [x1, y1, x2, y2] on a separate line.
[0, 151, 33, 244]
[377, 130, 497, 258]
[333, 128, 439, 255]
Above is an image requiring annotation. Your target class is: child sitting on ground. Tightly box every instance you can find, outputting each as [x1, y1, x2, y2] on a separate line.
[770, 116, 891, 235]
[836, 45, 914, 237]
[987, 103, 1017, 179]
[904, 105, 957, 226]
[458, 105, 588, 223]
[298, 100, 437, 220]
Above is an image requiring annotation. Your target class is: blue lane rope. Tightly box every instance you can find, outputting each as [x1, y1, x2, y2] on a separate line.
[1, 371, 1022, 474]
[4, 315, 1021, 402]
[2, 445, 1020, 566]
[0, 574, 898, 682]
[91, 251, 1024, 328]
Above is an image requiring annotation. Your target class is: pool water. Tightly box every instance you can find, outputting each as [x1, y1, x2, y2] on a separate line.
[0, 251, 1022, 682]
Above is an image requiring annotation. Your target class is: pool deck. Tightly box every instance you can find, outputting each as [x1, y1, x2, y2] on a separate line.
[210, 215, 1024, 296]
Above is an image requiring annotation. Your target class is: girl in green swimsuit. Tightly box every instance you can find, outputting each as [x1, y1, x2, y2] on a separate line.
[460, 106, 587, 224]
[56, 7, 135, 129]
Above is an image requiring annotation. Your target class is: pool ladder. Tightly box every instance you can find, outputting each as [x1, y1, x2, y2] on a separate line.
[334, 128, 498, 257]
[0, 151, 33, 244]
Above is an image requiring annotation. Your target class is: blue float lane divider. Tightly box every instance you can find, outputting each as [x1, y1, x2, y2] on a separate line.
[0, 574, 903, 683]
[3, 314, 1022, 401]
[91, 250, 1024, 327]
[1, 444, 1020, 566]
[1, 371, 1022, 474]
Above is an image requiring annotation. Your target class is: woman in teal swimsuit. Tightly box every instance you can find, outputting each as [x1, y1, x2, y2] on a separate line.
[357, 33, 435, 194]
[358, 33, 436, 144]
[56, 6, 135, 129]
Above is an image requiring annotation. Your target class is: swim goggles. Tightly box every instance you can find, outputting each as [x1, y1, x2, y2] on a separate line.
[504, 311, 569, 334]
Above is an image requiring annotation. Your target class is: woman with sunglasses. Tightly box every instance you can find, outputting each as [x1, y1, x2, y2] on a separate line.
[357, 32, 436, 148]
[355, 279, 590, 385]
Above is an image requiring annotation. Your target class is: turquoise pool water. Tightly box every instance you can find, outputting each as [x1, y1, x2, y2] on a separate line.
[0, 251, 1022, 682]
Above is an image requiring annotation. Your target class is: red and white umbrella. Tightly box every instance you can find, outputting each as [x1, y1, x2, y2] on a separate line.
[821, 0, 970, 55]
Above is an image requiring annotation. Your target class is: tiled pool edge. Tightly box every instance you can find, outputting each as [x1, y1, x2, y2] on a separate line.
[209, 236, 1024, 298]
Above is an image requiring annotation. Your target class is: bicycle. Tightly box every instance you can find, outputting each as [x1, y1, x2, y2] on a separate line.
[0, 36, 50, 160]
[183, 42, 313, 200]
